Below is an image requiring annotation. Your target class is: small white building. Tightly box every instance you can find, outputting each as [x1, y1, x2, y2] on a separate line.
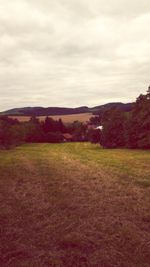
[96, 125, 103, 131]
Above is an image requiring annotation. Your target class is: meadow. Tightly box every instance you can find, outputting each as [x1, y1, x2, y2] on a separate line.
[0, 143, 150, 267]
[9, 112, 93, 123]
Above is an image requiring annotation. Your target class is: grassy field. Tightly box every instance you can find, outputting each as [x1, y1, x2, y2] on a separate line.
[9, 113, 93, 123]
[0, 143, 150, 267]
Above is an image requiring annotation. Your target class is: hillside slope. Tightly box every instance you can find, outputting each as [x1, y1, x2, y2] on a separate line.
[1, 102, 133, 116]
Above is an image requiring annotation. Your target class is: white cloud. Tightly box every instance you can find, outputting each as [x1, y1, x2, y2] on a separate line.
[0, 0, 150, 110]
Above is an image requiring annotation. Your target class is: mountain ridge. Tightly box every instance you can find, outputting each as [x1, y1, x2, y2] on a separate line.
[0, 102, 133, 116]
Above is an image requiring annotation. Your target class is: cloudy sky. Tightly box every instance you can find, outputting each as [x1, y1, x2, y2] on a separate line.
[0, 0, 150, 111]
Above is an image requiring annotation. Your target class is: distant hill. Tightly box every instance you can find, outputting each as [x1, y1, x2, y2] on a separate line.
[91, 102, 134, 115]
[0, 103, 133, 116]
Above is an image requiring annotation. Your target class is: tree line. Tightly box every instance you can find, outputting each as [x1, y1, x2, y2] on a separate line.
[0, 116, 88, 149]
[0, 86, 149, 149]
[91, 86, 150, 149]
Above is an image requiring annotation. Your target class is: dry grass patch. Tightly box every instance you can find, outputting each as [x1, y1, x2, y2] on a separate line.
[0, 143, 150, 267]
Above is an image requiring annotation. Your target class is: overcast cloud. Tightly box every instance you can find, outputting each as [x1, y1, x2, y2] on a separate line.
[0, 0, 150, 110]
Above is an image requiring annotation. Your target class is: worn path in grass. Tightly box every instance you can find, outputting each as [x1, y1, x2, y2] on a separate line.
[0, 143, 150, 267]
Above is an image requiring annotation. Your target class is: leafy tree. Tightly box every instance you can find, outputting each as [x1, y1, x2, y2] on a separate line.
[89, 115, 101, 125]
[58, 118, 66, 133]
[25, 118, 44, 142]
[101, 109, 125, 148]
[70, 121, 87, 141]
[0, 117, 21, 148]
[126, 86, 150, 148]
[88, 129, 101, 144]
[45, 132, 63, 143]
[43, 116, 54, 133]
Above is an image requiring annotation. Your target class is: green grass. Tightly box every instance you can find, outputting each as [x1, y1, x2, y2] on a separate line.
[0, 143, 150, 267]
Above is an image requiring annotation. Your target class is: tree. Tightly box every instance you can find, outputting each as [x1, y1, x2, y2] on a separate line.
[25, 118, 44, 142]
[126, 86, 150, 148]
[0, 117, 21, 149]
[43, 116, 53, 133]
[89, 115, 101, 125]
[101, 108, 125, 148]
[88, 129, 101, 144]
[70, 121, 87, 141]
[58, 118, 66, 133]
[45, 132, 63, 143]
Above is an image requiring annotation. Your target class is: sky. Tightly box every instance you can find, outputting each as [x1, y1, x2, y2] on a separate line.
[0, 0, 150, 111]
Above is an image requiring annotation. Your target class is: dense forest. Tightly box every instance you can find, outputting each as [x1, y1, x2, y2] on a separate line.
[0, 87, 149, 149]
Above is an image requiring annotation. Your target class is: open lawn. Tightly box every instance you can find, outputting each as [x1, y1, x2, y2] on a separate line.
[0, 143, 150, 267]
[9, 113, 93, 123]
